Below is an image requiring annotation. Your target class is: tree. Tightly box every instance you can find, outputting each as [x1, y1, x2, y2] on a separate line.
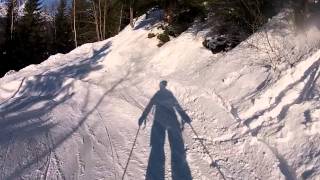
[72, 0, 97, 44]
[293, 0, 308, 27]
[129, 0, 135, 27]
[73, 0, 78, 47]
[118, 0, 124, 32]
[5, 0, 17, 40]
[161, 0, 177, 23]
[1, 0, 17, 72]
[54, 0, 73, 53]
[205, 0, 275, 33]
[15, 0, 46, 65]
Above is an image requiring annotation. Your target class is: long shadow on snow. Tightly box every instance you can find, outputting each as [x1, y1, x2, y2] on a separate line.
[0, 42, 112, 138]
[5, 74, 129, 180]
[277, 63, 320, 121]
[244, 59, 320, 127]
[0, 42, 114, 179]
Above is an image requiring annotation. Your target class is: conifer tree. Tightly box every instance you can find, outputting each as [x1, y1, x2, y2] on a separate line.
[16, 0, 46, 65]
[1, 0, 18, 72]
[55, 0, 73, 53]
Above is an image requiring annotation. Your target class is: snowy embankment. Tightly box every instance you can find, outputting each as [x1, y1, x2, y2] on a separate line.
[0, 10, 320, 180]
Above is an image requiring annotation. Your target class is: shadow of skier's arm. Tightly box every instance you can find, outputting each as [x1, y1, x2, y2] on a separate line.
[138, 94, 156, 126]
[172, 95, 191, 130]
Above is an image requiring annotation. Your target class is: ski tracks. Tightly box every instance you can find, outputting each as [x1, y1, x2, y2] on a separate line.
[47, 131, 67, 180]
[0, 135, 13, 179]
[96, 109, 119, 180]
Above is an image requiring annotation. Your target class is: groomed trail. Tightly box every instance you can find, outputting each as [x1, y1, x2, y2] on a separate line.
[0, 10, 320, 180]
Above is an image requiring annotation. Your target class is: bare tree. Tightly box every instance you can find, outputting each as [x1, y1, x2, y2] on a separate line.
[98, 0, 102, 38]
[6, 0, 17, 40]
[91, 0, 101, 41]
[129, 0, 134, 28]
[103, 0, 108, 38]
[91, 0, 115, 41]
[118, 1, 124, 33]
[73, 0, 78, 47]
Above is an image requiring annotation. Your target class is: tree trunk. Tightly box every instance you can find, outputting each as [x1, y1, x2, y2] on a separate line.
[10, 0, 16, 40]
[293, 0, 309, 27]
[129, 0, 134, 28]
[92, 0, 101, 41]
[73, 0, 78, 47]
[164, 0, 176, 24]
[103, 0, 107, 39]
[118, 2, 123, 33]
[98, 0, 102, 39]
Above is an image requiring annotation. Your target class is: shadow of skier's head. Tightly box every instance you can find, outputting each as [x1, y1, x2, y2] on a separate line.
[159, 80, 167, 90]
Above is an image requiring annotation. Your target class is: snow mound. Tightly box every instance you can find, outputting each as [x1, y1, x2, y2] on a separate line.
[0, 10, 320, 180]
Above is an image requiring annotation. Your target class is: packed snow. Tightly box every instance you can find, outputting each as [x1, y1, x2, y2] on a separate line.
[0, 9, 320, 180]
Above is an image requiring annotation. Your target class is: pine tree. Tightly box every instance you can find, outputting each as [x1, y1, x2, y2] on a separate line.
[16, 0, 46, 65]
[1, 0, 18, 73]
[55, 0, 73, 53]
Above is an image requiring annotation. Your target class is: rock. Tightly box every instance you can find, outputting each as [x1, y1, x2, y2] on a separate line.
[202, 35, 239, 54]
[147, 33, 156, 38]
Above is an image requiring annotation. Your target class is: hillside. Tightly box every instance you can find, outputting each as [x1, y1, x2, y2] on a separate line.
[0, 9, 320, 180]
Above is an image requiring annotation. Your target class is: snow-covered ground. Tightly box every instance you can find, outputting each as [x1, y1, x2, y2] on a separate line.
[0, 10, 320, 180]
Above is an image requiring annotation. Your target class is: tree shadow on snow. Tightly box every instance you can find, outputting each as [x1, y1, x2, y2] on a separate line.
[139, 81, 192, 180]
[243, 59, 320, 135]
[0, 42, 118, 179]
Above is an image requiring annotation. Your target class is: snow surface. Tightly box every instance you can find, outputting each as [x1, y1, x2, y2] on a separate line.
[0, 10, 320, 180]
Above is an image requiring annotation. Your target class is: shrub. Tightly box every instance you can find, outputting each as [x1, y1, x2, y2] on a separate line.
[207, 0, 274, 33]
[157, 33, 170, 43]
[292, 0, 320, 28]
[202, 0, 280, 54]
[157, 42, 165, 47]
[147, 33, 156, 38]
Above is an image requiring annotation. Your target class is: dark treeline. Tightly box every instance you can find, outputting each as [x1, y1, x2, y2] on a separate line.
[0, 0, 315, 76]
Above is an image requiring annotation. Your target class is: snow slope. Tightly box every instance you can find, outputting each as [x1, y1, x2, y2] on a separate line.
[0, 10, 320, 180]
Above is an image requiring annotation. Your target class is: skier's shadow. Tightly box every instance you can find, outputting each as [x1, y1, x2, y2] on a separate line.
[139, 81, 192, 180]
